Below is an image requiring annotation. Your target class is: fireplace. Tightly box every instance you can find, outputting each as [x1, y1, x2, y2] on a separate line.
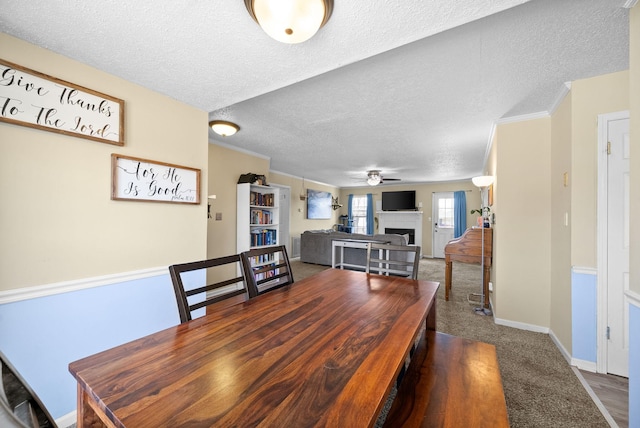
[385, 228, 415, 245]
[377, 211, 423, 249]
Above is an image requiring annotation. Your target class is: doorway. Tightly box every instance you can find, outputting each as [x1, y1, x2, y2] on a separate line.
[597, 111, 630, 377]
[432, 192, 454, 258]
[271, 183, 291, 256]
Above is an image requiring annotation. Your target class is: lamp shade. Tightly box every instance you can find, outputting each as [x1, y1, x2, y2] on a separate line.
[472, 175, 495, 188]
[245, 0, 333, 44]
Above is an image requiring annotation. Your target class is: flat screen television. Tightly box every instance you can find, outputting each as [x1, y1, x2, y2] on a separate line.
[381, 190, 416, 211]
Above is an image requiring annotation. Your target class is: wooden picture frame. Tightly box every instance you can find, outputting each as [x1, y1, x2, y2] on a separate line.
[111, 154, 200, 204]
[0, 58, 124, 145]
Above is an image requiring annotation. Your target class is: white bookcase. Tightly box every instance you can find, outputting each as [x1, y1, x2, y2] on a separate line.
[236, 183, 280, 253]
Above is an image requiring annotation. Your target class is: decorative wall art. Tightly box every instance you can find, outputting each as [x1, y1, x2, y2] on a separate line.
[307, 189, 332, 219]
[111, 154, 200, 204]
[0, 58, 124, 145]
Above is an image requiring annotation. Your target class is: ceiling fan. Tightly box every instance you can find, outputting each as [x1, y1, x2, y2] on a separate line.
[366, 170, 401, 186]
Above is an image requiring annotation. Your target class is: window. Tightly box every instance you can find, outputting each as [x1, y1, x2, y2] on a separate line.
[438, 197, 454, 228]
[351, 195, 368, 234]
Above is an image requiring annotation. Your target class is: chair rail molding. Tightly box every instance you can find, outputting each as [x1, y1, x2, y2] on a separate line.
[0, 266, 168, 304]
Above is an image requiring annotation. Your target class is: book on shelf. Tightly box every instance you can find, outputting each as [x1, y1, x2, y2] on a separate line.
[250, 229, 277, 247]
[250, 209, 273, 225]
[250, 191, 275, 207]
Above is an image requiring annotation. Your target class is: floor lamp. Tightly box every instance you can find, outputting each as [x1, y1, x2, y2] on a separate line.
[471, 175, 494, 316]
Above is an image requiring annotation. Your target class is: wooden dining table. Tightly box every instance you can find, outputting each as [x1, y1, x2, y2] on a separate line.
[69, 268, 439, 428]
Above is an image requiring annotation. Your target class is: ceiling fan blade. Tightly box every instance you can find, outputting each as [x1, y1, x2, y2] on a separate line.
[382, 178, 401, 181]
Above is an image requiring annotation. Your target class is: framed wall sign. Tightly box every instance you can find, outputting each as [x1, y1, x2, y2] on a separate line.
[0, 58, 124, 145]
[112, 154, 201, 204]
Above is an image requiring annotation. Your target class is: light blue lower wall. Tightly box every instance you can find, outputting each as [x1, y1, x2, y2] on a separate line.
[0, 273, 183, 419]
[571, 270, 597, 362]
[630, 301, 640, 427]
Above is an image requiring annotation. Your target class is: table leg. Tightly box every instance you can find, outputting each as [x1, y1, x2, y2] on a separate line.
[77, 384, 110, 428]
[445, 260, 452, 301]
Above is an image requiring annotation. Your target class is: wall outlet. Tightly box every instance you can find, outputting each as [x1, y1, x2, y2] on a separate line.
[215, 212, 222, 221]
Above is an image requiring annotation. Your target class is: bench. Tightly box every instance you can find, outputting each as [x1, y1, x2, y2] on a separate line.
[383, 331, 509, 427]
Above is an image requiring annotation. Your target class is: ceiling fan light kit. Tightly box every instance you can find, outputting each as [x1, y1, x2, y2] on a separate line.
[366, 170, 402, 186]
[244, 0, 333, 44]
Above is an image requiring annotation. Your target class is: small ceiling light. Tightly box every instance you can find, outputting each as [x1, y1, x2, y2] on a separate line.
[209, 120, 239, 137]
[244, 0, 333, 44]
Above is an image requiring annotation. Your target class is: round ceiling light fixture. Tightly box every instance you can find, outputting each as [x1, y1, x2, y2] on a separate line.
[209, 120, 239, 137]
[244, 0, 334, 44]
[367, 170, 381, 186]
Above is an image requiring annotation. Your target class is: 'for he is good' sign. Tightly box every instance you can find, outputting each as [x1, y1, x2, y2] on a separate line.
[0, 58, 124, 145]
[112, 154, 201, 204]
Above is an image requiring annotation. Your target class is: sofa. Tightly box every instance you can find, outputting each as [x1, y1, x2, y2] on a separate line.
[300, 230, 410, 268]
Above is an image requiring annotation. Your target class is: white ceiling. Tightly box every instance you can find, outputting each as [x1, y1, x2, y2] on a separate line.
[0, 0, 630, 187]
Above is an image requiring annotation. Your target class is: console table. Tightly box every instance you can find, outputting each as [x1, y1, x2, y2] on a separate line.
[332, 238, 389, 271]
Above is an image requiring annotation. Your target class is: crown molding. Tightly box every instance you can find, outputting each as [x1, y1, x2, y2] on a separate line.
[623, 0, 638, 9]
[209, 139, 270, 160]
[496, 110, 550, 125]
[547, 81, 572, 115]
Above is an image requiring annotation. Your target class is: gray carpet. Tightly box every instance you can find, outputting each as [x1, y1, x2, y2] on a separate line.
[291, 258, 609, 428]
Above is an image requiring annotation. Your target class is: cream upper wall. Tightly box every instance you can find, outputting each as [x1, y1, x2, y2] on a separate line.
[339, 182, 481, 256]
[494, 117, 552, 325]
[207, 144, 270, 259]
[630, 4, 640, 295]
[571, 71, 629, 268]
[550, 91, 573, 350]
[0, 33, 208, 290]
[268, 172, 340, 239]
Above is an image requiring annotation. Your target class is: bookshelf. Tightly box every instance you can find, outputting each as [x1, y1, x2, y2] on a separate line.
[237, 183, 280, 254]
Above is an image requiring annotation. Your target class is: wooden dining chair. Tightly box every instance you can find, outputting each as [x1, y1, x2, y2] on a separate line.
[241, 245, 294, 298]
[168, 254, 249, 323]
[366, 243, 422, 280]
[1, 351, 57, 428]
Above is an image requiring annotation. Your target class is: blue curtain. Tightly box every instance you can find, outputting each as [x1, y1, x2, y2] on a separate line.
[366, 193, 374, 235]
[453, 191, 467, 238]
[347, 194, 353, 232]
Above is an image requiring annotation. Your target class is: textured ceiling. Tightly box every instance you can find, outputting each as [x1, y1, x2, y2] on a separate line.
[0, 0, 631, 187]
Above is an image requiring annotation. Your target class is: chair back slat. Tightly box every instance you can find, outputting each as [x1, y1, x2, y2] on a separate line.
[169, 254, 249, 323]
[1, 351, 58, 428]
[241, 245, 294, 298]
[366, 243, 421, 280]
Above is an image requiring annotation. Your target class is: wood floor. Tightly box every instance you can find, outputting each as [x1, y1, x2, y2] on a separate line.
[578, 369, 629, 427]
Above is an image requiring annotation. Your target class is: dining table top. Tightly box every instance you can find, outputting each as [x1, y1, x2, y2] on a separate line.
[69, 268, 439, 428]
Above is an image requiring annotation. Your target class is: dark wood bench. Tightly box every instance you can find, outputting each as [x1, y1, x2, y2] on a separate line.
[383, 332, 509, 427]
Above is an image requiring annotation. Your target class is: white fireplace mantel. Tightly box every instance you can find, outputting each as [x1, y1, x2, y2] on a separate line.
[377, 211, 423, 249]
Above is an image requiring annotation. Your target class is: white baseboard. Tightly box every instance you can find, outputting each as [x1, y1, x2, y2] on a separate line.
[494, 317, 550, 334]
[56, 410, 77, 428]
[571, 358, 597, 372]
[549, 329, 572, 364]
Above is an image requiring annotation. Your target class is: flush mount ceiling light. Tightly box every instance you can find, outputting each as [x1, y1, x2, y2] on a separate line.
[209, 120, 239, 137]
[244, 0, 333, 44]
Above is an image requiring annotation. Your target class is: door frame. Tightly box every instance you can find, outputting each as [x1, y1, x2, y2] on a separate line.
[271, 183, 291, 256]
[596, 110, 629, 373]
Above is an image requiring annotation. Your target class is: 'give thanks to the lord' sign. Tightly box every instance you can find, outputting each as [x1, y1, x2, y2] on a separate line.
[0, 58, 124, 145]
[112, 154, 201, 204]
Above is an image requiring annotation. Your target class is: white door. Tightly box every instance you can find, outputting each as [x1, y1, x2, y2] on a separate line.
[606, 117, 630, 377]
[432, 192, 454, 258]
[272, 184, 291, 256]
